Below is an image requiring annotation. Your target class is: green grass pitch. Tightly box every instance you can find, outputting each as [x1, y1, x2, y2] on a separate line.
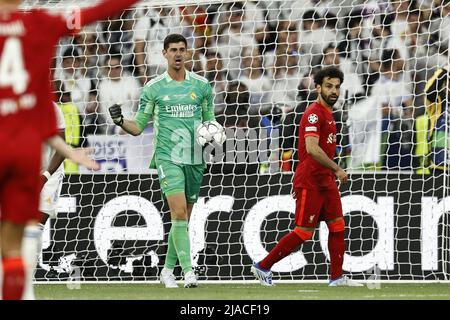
[35, 283, 450, 300]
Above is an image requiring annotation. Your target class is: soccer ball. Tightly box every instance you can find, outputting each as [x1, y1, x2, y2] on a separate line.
[207, 120, 226, 145]
[196, 121, 226, 146]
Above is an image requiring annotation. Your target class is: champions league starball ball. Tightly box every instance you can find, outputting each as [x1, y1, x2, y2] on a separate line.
[196, 121, 226, 146]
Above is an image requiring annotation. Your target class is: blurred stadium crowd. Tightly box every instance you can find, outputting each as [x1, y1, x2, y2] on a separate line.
[48, 0, 450, 173]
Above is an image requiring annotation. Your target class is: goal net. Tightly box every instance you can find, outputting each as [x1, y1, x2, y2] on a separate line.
[26, 0, 450, 282]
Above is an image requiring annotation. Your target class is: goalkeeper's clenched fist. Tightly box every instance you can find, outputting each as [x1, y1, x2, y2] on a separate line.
[107, 103, 144, 136]
[109, 103, 124, 126]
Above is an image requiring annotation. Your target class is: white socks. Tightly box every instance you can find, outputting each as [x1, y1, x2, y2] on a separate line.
[21, 225, 43, 300]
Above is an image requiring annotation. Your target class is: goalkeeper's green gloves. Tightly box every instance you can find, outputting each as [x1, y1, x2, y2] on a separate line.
[109, 103, 124, 126]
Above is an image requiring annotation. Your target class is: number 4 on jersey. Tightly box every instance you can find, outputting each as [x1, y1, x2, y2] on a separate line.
[0, 37, 29, 95]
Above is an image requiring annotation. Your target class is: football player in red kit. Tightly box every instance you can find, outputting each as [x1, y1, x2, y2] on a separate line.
[0, 0, 139, 299]
[251, 66, 362, 287]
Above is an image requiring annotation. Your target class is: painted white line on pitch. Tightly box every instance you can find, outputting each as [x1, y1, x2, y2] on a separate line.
[396, 294, 450, 298]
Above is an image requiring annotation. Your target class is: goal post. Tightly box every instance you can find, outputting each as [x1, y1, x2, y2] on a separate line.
[24, 0, 450, 282]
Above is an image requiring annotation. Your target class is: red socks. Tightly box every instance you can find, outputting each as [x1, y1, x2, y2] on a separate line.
[328, 231, 345, 280]
[257, 221, 345, 282]
[2, 257, 25, 300]
[259, 230, 309, 270]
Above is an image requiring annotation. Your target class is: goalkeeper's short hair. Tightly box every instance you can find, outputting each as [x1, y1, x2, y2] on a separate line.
[163, 34, 188, 50]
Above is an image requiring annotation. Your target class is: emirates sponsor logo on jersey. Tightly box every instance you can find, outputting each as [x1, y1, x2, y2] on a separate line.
[308, 113, 318, 124]
[165, 104, 198, 118]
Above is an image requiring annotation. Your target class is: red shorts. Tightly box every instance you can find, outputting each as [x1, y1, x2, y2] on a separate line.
[294, 185, 343, 228]
[0, 130, 43, 224]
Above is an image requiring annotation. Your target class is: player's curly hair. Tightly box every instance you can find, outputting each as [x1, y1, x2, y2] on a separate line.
[314, 66, 344, 86]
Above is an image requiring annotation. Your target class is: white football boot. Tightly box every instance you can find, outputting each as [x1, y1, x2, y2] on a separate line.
[329, 275, 363, 287]
[160, 268, 178, 288]
[184, 270, 198, 288]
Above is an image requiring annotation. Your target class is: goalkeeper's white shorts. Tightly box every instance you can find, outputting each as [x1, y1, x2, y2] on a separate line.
[39, 172, 64, 219]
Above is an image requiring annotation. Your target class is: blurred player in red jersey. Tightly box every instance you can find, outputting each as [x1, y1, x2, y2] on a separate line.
[0, 0, 140, 300]
[251, 66, 362, 287]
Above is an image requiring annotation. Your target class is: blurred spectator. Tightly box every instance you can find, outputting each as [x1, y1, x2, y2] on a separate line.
[54, 46, 94, 122]
[204, 50, 227, 115]
[430, 0, 450, 54]
[379, 49, 414, 169]
[366, 12, 395, 80]
[366, 2, 417, 79]
[180, 5, 211, 49]
[348, 48, 413, 169]
[215, 2, 259, 80]
[185, 48, 204, 75]
[213, 1, 266, 37]
[270, 49, 302, 113]
[388, 0, 417, 41]
[83, 89, 103, 139]
[134, 6, 182, 84]
[422, 64, 450, 173]
[54, 82, 82, 172]
[217, 81, 251, 128]
[179, 6, 212, 74]
[263, 20, 303, 75]
[97, 55, 141, 135]
[239, 47, 272, 112]
[404, 8, 445, 110]
[298, 10, 336, 72]
[72, 27, 108, 80]
[99, 10, 136, 73]
[287, 0, 355, 22]
[415, 1, 450, 104]
[338, 9, 375, 95]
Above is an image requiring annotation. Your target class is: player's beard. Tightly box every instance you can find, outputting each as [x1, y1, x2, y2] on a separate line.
[321, 92, 339, 107]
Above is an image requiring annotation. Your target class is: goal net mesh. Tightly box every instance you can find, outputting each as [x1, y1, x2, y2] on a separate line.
[24, 0, 450, 282]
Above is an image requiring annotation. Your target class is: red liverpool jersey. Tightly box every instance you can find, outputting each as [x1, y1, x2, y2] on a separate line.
[293, 101, 337, 190]
[0, 10, 73, 139]
[0, 0, 138, 140]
